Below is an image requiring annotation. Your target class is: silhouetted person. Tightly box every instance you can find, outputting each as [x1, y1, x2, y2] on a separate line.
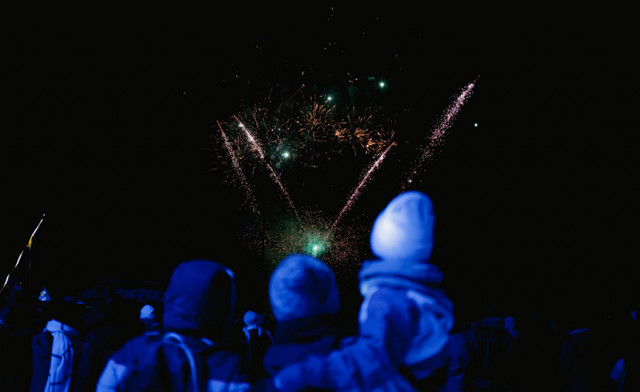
[73, 298, 146, 392]
[30, 298, 85, 392]
[511, 308, 562, 392]
[557, 303, 611, 392]
[240, 310, 274, 383]
[96, 259, 250, 391]
[464, 304, 514, 392]
[139, 303, 162, 333]
[503, 316, 519, 341]
[609, 301, 640, 391]
[0, 284, 41, 391]
[434, 322, 473, 392]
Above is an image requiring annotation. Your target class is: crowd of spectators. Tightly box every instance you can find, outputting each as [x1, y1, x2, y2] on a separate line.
[1, 190, 638, 391]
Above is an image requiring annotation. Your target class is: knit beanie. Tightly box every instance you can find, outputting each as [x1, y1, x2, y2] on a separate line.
[370, 190, 435, 262]
[269, 254, 340, 321]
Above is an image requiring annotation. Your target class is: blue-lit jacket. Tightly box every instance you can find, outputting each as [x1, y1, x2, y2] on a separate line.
[96, 260, 250, 392]
[272, 259, 454, 391]
[262, 315, 353, 377]
[95, 331, 250, 392]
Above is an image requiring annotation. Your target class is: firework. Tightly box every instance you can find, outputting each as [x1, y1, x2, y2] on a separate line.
[213, 93, 395, 178]
[216, 121, 260, 217]
[259, 208, 369, 274]
[401, 76, 479, 190]
[210, 77, 475, 271]
[330, 141, 396, 232]
[234, 116, 300, 220]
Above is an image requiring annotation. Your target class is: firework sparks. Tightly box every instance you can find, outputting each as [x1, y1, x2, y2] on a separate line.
[216, 121, 260, 216]
[331, 142, 396, 232]
[256, 209, 368, 273]
[234, 116, 300, 220]
[210, 77, 477, 269]
[402, 76, 478, 190]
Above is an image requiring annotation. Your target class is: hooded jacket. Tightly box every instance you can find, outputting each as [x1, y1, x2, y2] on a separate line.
[96, 260, 250, 392]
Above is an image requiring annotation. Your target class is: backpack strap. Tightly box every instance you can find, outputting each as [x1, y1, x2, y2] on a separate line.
[162, 332, 214, 392]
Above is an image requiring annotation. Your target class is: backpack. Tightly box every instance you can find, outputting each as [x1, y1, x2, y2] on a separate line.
[464, 324, 513, 391]
[118, 332, 214, 392]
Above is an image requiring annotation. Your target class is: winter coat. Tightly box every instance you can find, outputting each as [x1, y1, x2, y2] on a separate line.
[262, 315, 352, 377]
[96, 260, 250, 392]
[558, 328, 610, 392]
[73, 321, 144, 392]
[29, 320, 85, 392]
[96, 331, 249, 392]
[271, 259, 454, 391]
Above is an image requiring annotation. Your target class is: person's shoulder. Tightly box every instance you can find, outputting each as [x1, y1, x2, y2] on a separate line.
[111, 331, 162, 360]
[360, 285, 420, 321]
[202, 344, 251, 383]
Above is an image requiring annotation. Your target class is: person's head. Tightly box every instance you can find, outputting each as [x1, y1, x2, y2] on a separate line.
[163, 259, 236, 340]
[269, 254, 340, 322]
[140, 303, 156, 321]
[369, 190, 435, 263]
[140, 303, 161, 330]
[243, 310, 262, 328]
[504, 316, 517, 330]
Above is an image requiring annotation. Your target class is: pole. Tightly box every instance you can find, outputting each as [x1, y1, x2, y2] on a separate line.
[26, 214, 45, 295]
[0, 214, 45, 297]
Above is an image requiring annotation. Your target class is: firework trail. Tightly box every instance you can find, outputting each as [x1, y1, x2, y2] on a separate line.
[401, 75, 478, 190]
[216, 121, 261, 217]
[234, 116, 301, 220]
[330, 142, 396, 232]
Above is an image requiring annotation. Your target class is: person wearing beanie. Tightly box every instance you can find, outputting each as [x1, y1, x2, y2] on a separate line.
[242, 311, 272, 343]
[139, 303, 162, 332]
[254, 254, 355, 387]
[96, 260, 250, 391]
[240, 310, 274, 382]
[262, 191, 455, 391]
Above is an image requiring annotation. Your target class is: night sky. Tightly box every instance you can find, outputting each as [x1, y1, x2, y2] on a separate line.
[4, 7, 639, 320]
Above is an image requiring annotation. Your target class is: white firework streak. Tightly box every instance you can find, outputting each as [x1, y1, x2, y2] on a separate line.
[402, 78, 477, 190]
[331, 142, 396, 232]
[234, 117, 300, 221]
[217, 121, 261, 217]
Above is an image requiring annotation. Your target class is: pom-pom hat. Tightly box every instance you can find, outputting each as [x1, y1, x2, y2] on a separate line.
[370, 190, 435, 262]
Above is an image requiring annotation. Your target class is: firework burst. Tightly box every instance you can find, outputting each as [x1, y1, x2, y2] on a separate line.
[210, 77, 476, 270]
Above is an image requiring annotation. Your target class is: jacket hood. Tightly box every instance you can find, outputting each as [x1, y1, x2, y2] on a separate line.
[163, 260, 235, 340]
[358, 259, 451, 313]
[359, 259, 443, 289]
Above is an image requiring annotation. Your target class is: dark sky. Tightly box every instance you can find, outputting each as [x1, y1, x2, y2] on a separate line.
[4, 7, 639, 317]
